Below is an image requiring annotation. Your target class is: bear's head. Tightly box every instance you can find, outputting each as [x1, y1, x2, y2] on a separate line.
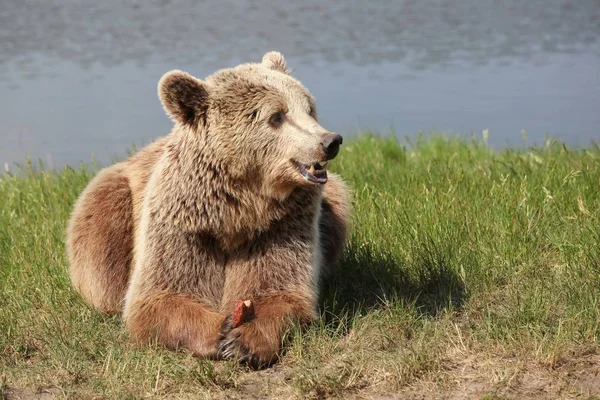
[157, 52, 343, 199]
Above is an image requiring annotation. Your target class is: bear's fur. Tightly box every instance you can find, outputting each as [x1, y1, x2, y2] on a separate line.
[66, 52, 351, 367]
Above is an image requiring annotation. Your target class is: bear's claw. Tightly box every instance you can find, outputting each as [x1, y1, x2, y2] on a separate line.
[216, 315, 272, 369]
[216, 320, 252, 364]
[216, 299, 271, 369]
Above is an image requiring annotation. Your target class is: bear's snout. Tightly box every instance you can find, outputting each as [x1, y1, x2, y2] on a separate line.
[320, 133, 343, 160]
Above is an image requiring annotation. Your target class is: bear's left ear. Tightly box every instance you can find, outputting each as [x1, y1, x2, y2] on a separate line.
[158, 70, 210, 126]
[262, 51, 291, 75]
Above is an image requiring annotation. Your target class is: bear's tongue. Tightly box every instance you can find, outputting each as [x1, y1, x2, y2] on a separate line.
[297, 162, 328, 184]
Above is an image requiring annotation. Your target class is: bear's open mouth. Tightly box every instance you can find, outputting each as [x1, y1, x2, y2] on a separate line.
[293, 160, 328, 184]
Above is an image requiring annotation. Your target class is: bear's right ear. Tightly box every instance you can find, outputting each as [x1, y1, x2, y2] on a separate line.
[158, 70, 209, 126]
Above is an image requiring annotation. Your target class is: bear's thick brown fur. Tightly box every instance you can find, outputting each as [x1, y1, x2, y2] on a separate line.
[66, 52, 351, 367]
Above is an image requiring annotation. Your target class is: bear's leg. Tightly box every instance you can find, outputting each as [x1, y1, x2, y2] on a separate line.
[125, 291, 223, 358]
[217, 292, 314, 369]
[67, 165, 134, 314]
[319, 173, 352, 280]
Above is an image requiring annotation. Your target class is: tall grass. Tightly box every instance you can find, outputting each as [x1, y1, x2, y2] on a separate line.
[1, 134, 599, 399]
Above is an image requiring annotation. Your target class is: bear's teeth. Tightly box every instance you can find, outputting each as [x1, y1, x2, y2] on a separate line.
[314, 161, 328, 171]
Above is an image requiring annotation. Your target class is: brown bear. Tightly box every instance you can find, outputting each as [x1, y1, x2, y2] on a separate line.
[66, 52, 351, 368]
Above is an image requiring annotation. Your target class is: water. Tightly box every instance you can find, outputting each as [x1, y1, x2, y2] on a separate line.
[1, 0, 599, 169]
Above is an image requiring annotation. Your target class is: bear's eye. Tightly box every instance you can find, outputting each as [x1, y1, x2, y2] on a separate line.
[268, 110, 285, 128]
[308, 106, 316, 117]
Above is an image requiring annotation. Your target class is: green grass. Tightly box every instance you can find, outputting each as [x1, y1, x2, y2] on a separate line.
[2, 134, 600, 399]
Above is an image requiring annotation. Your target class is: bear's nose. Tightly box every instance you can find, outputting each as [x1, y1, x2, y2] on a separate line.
[321, 133, 343, 160]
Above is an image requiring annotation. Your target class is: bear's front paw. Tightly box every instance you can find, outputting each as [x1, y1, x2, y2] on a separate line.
[216, 318, 280, 369]
[216, 313, 237, 357]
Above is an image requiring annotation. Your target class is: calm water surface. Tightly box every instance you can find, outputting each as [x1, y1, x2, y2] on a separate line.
[1, 0, 599, 168]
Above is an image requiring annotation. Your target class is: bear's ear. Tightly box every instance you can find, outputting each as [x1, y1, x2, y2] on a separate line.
[158, 70, 209, 126]
[262, 51, 291, 75]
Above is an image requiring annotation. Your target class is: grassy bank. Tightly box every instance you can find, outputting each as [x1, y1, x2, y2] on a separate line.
[1, 135, 600, 399]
